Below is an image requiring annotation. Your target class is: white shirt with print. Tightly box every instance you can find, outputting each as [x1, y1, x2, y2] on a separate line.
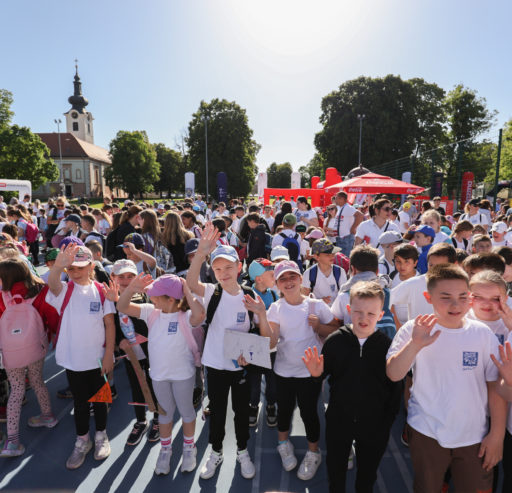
[302, 265, 346, 306]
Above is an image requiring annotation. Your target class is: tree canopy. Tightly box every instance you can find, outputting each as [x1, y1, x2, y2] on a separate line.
[186, 99, 260, 198]
[105, 130, 160, 199]
[266, 162, 293, 188]
[153, 143, 187, 197]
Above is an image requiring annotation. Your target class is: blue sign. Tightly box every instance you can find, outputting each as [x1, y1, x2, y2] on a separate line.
[217, 172, 228, 202]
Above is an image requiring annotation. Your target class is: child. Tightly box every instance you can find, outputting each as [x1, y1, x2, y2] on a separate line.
[462, 252, 505, 278]
[421, 209, 450, 244]
[391, 243, 419, 288]
[491, 222, 509, 247]
[246, 213, 268, 263]
[494, 246, 512, 294]
[473, 234, 493, 254]
[119, 233, 157, 277]
[186, 225, 259, 480]
[250, 260, 337, 481]
[302, 238, 346, 306]
[303, 281, 402, 492]
[0, 259, 58, 457]
[46, 244, 116, 469]
[413, 225, 435, 274]
[450, 219, 473, 252]
[116, 273, 205, 475]
[386, 264, 506, 492]
[377, 231, 403, 276]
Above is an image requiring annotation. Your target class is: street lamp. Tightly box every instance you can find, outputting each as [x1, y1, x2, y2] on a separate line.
[203, 116, 209, 202]
[357, 114, 365, 165]
[54, 119, 65, 197]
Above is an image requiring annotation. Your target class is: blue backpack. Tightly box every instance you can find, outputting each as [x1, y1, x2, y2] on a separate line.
[376, 287, 396, 338]
[280, 233, 302, 271]
[309, 264, 342, 292]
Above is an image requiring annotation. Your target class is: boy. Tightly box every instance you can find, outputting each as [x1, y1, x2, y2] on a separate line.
[187, 225, 258, 480]
[246, 213, 268, 263]
[271, 214, 302, 269]
[386, 264, 506, 492]
[491, 222, 509, 247]
[391, 243, 419, 288]
[413, 225, 435, 274]
[119, 233, 157, 277]
[302, 238, 346, 306]
[377, 230, 403, 276]
[462, 252, 506, 278]
[303, 281, 402, 493]
[246, 258, 278, 427]
[473, 234, 493, 253]
[86, 240, 113, 276]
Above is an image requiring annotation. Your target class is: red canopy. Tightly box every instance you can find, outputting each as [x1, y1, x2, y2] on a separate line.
[325, 172, 424, 195]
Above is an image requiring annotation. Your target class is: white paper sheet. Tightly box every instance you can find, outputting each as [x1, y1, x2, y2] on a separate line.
[223, 330, 272, 369]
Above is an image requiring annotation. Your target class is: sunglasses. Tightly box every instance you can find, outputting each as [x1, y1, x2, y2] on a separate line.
[327, 207, 336, 211]
[381, 206, 392, 212]
[57, 204, 65, 208]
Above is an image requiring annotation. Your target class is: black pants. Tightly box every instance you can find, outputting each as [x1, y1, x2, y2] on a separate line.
[206, 367, 250, 452]
[275, 374, 322, 443]
[66, 368, 108, 436]
[326, 408, 392, 493]
[28, 241, 39, 265]
[502, 430, 512, 493]
[249, 352, 277, 407]
[124, 357, 158, 423]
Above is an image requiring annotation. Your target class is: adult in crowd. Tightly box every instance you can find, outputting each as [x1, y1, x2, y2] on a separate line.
[432, 196, 445, 215]
[294, 196, 319, 228]
[460, 198, 490, 232]
[272, 201, 293, 233]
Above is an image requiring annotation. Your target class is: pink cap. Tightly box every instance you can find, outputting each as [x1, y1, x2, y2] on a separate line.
[274, 260, 301, 280]
[145, 274, 183, 299]
[305, 229, 324, 240]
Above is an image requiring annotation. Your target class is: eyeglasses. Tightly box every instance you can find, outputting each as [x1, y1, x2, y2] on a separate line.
[57, 204, 65, 208]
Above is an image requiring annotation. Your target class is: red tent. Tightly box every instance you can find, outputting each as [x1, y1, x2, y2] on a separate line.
[324, 172, 424, 195]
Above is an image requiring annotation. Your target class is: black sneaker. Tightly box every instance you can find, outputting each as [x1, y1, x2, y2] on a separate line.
[193, 387, 202, 409]
[57, 387, 73, 399]
[266, 404, 277, 427]
[147, 419, 160, 442]
[249, 405, 259, 427]
[126, 421, 148, 446]
[110, 385, 118, 400]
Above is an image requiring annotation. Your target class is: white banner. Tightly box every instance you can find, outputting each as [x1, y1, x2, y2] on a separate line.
[291, 171, 301, 189]
[257, 172, 267, 199]
[184, 172, 195, 198]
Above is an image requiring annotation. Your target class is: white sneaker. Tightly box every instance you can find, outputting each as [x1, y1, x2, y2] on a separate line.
[155, 447, 172, 475]
[277, 440, 297, 471]
[66, 437, 92, 469]
[94, 430, 111, 461]
[181, 446, 197, 473]
[347, 444, 355, 470]
[200, 450, 224, 479]
[297, 449, 322, 481]
[236, 449, 256, 479]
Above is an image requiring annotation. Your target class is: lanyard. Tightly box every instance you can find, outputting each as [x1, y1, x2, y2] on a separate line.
[336, 205, 346, 237]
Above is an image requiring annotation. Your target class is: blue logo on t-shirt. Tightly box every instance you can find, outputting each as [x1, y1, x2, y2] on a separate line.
[89, 302, 100, 313]
[237, 312, 246, 323]
[168, 322, 178, 334]
[497, 334, 505, 345]
[330, 284, 336, 292]
[462, 351, 478, 368]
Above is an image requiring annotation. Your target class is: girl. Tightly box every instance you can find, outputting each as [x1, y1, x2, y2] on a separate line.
[46, 244, 116, 470]
[421, 209, 450, 244]
[139, 209, 160, 255]
[92, 209, 112, 236]
[116, 273, 205, 476]
[0, 258, 58, 457]
[161, 212, 193, 275]
[323, 204, 338, 243]
[294, 196, 319, 228]
[250, 260, 337, 481]
[181, 211, 202, 239]
[450, 219, 473, 252]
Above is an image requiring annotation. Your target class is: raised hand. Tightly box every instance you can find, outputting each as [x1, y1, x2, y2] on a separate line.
[497, 296, 512, 331]
[55, 243, 80, 269]
[129, 272, 154, 293]
[411, 314, 440, 349]
[243, 294, 266, 315]
[491, 341, 512, 387]
[102, 279, 120, 302]
[197, 223, 221, 256]
[302, 346, 324, 377]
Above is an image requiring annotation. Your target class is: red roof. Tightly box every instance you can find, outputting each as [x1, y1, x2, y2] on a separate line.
[37, 133, 111, 165]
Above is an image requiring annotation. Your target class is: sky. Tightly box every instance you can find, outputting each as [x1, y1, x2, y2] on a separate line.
[2, 0, 512, 172]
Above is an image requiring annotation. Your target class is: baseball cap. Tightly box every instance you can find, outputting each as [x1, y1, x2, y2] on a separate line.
[71, 246, 93, 267]
[210, 245, 239, 264]
[414, 225, 436, 239]
[112, 259, 138, 276]
[468, 198, 480, 206]
[59, 236, 84, 248]
[305, 229, 324, 240]
[184, 238, 199, 255]
[378, 231, 403, 245]
[282, 213, 297, 226]
[274, 260, 301, 280]
[65, 214, 82, 225]
[45, 248, 60, 261]
[402, 202, 412, 211]
[311, 238, 341, 255]
[145, 274, 183, 299]
[295, 223, 307, 233]
[193, 205, 201, 212]
[491, 221, 508, 234]
[119, 232, 145, 248]
[271, 245, 290, 261]
[248, 258, 274, 281]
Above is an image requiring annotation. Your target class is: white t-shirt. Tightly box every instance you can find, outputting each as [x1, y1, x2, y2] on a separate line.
[390, 274, 432, 321]
[98, 218, 110, 235]
[378, 257, 395, 276]
[397, 211, 410, 233]
[466, 309, 510, 346]
[302, 265, 346, 306]
[387, 318, 500, 448]
[263, 216, 275, 231]
[267, 298, 333, 378]
[507, 332, 512, 435]
[200, 283, 254, 371]
[331, 291, 350, 324]
[139, 304, 195, 381]
[46, 282, 116, 371]
[451, 236, 472, 253]
[295, 209, 316, 224]
[0, 202, 6, 210]
[355, 219, 401, 253]
[331, 203, 357, 238]
[460, 211, 490, 228]
[433, 231, 450, 245]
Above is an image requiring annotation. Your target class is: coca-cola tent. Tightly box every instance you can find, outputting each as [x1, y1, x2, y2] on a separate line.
[325, 172, 424, 195]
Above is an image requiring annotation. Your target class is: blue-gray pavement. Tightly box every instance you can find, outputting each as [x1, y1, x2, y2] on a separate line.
[0, 347, 416, 493]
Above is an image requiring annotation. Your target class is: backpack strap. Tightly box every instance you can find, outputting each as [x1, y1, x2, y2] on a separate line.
[178, 310, 201, 367]
[147, 307, 161, 330]
[204, 284, 224, 336]
[309, 265, 318, 292]
[241, 285, 256, 330]
[54, 281, 75, 345]
[93, 281, 106, 306]
[270, 290, 278, 302]
[333, 264, 341, 290]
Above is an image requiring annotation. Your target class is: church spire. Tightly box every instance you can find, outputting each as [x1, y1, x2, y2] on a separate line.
[68, 59, 89, 113]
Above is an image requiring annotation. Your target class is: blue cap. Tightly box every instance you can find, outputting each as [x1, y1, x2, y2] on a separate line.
[184, 238, 199, 255]
[193, 205, 201, 212]
[210, 245, 239, 264]
[248, 258, 274, 281]
[118, 232, 145, 248]
[415, 225, 435, 239]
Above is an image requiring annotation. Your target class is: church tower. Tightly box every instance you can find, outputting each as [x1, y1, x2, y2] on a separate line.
[64, 62, 94, 144]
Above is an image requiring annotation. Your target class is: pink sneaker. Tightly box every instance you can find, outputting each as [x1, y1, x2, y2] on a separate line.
[28, 414, 58, 428]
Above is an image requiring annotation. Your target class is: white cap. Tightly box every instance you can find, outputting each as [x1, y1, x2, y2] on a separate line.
[491, 221, 508, 234]
[271, 245, 290, 261]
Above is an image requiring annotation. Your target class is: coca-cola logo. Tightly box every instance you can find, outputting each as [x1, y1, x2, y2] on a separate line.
[348, 188, 363, 192]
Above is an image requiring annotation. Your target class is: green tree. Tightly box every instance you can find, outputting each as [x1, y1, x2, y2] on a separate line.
[485, 120, 512, 184]
[299, 153, 329, 186]
[187, 99, 260, 198]
[105, 131, 160, 199]
[0, 125, 58, 189]
[0, 89, 14, 129]
[267, 162, 293, 188]
[153, 143, 184, 197]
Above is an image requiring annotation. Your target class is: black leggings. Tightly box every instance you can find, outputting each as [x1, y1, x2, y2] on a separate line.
[275, 374, 322, 443]
[124, 357, 158, 423]
[502, 430, 512, 493]
[206, 367, 250, 452]
[66, 368, 108, 436]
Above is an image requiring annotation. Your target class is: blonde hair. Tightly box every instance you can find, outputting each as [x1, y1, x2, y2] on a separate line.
[140, 209, 160, 242]
[469, 270, 507, 293]
[162, 212, 193, 246]
[421, 209, 441, 224]
[349, 281, 385, 306]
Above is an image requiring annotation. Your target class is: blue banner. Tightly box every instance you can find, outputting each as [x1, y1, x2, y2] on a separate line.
[217, 172, 228, 202]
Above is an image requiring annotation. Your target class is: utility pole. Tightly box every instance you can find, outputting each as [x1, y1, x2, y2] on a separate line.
[204, 116, 209, 202]
[357, 114, 365, 164]
[494, 128, 503, 210]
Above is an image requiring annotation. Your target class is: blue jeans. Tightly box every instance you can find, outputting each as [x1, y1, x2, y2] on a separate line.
[336, 234, 355, 257]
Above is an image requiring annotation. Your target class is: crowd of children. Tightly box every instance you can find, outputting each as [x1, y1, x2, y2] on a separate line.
[1, 192, 512, 492]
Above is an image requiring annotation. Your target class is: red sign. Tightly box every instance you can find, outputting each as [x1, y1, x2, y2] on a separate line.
[461, 172, 474, 209]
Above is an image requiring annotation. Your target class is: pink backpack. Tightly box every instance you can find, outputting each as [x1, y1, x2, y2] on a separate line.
[148, 309, 204, 367]
[0, 292, 48, 369]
